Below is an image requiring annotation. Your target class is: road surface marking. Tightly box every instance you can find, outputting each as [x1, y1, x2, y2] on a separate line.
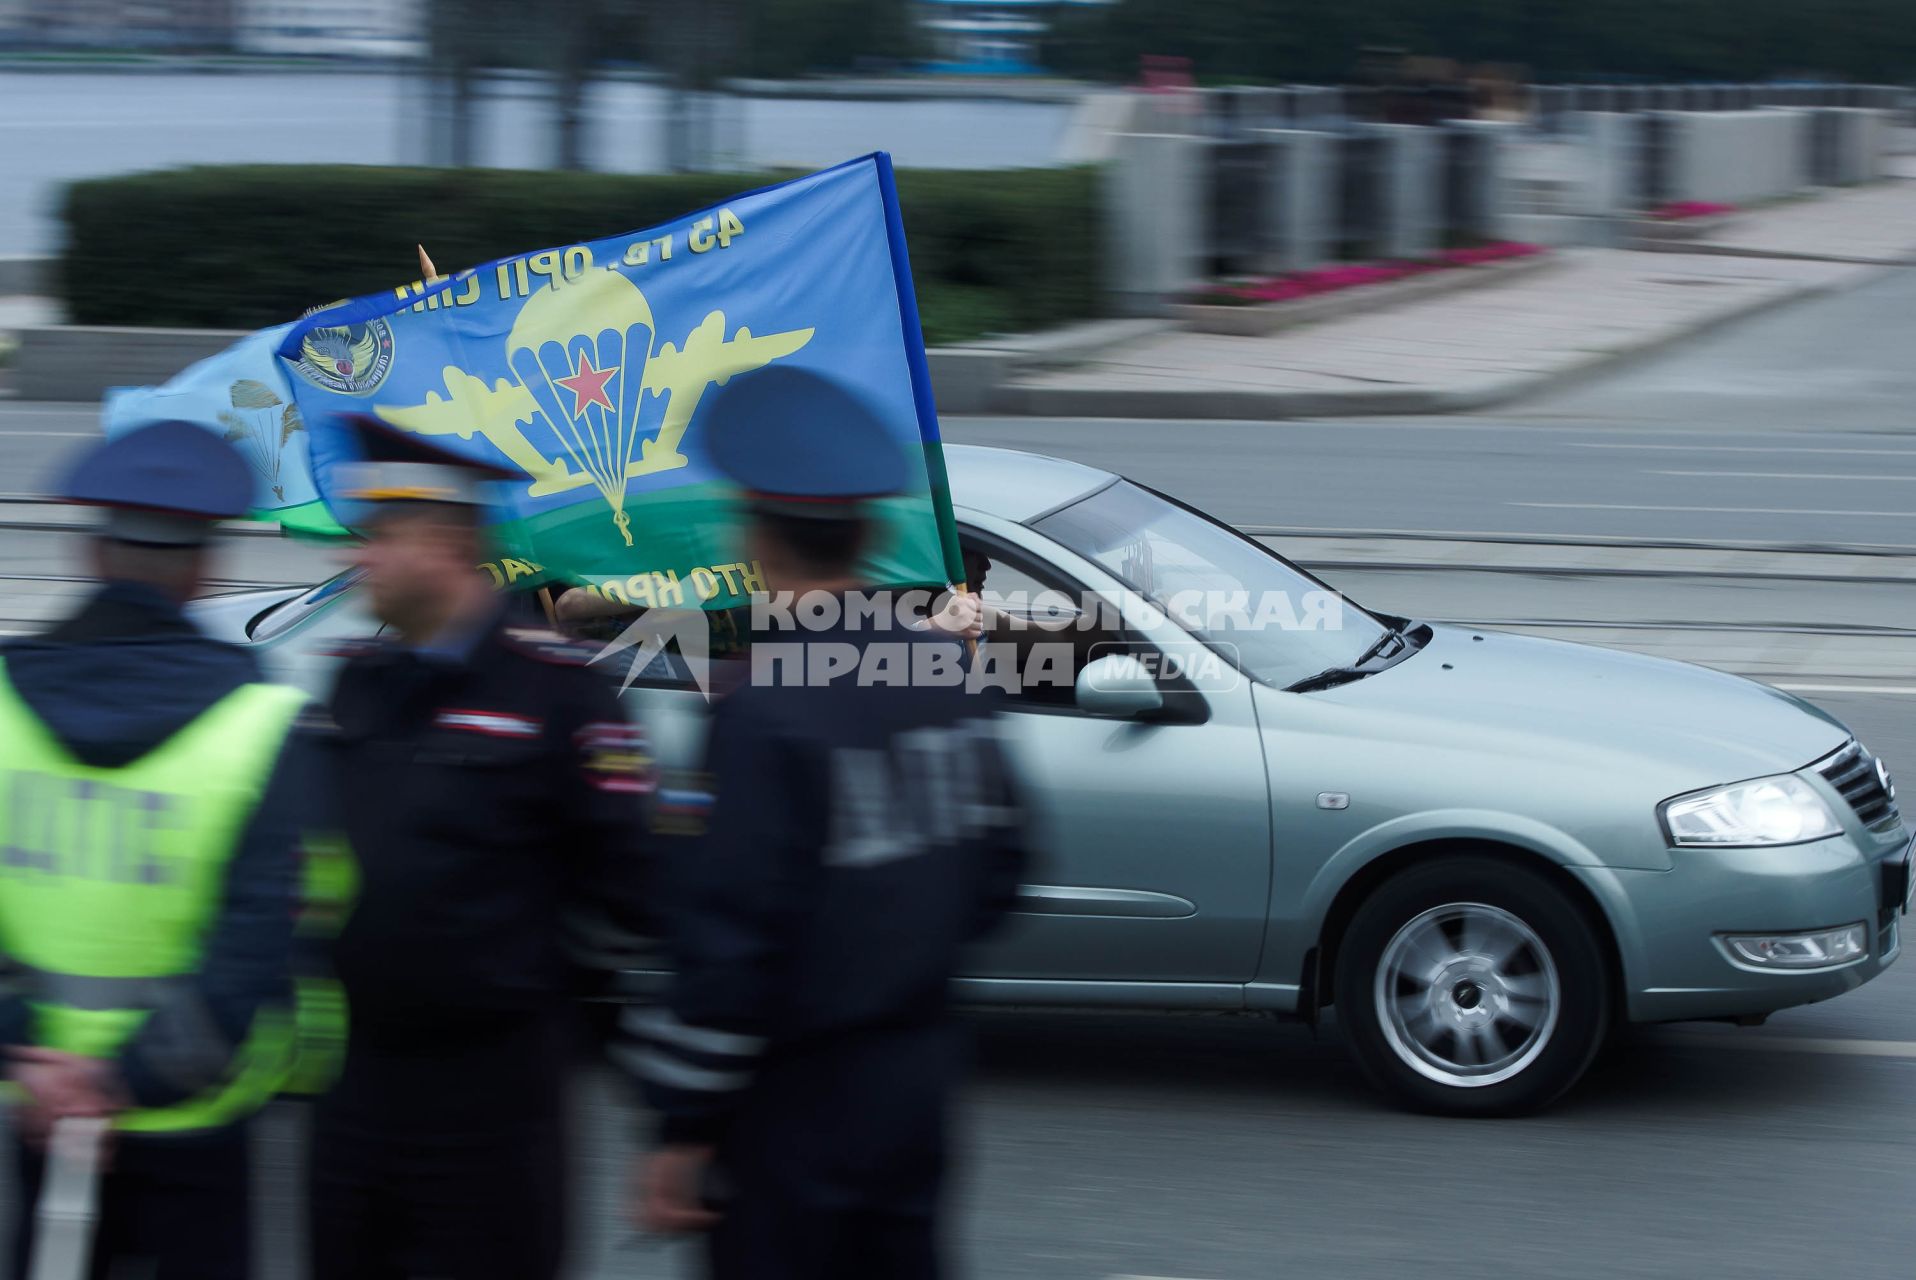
[1650, 470, 1916, 481]
[1667, 1033, 1916, 1059]
[1511, 503, 1916, 518]
[1572, 443, 1916, 456]
[1774, 683, 1916, 695]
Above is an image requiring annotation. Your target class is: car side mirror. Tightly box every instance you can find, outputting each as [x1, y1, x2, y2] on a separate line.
[1075, 653, 1165, 719]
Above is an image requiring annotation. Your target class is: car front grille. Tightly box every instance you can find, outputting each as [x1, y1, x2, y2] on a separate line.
[1817, 741, 1900, 828]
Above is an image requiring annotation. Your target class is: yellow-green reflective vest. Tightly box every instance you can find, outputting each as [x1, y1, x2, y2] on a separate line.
[0, 660, 305, 1133]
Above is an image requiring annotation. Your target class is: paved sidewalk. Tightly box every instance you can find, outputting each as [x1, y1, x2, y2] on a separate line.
[1673, 179, 1916, 264]
[1005, 179, 1916, 421]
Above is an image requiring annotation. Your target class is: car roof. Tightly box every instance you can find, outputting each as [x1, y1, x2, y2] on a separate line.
[943, 443, 1115, 524]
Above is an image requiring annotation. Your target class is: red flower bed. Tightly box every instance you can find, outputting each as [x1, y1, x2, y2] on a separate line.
[1649, 200, 1737, 220]
[1186, 241, 1545, 307]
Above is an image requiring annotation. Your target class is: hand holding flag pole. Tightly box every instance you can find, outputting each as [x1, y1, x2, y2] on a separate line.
[959, 581, 977, 659]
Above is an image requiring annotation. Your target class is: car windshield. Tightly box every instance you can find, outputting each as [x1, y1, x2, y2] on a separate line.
[1032, 480, 1390, 689]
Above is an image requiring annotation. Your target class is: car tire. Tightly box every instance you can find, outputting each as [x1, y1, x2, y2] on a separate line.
[1333, 856, 1611, 1116]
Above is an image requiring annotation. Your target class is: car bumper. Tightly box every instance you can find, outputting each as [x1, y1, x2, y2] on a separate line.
[1574, 830, 1912, 1024]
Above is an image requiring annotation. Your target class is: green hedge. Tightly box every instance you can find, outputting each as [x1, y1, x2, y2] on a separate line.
[59, 164, 1102, 346]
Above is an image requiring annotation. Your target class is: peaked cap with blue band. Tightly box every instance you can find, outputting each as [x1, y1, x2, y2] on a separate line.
[59, 419, 253, 546]
[702, 367, 909, 520]
[322, 412, 516, 511]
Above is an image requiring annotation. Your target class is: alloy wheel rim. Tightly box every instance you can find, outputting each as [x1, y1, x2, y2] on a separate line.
[1374, 902, 1560, 1088]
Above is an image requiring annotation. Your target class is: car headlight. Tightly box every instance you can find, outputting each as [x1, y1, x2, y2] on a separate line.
[1660, 775, 1842, 847]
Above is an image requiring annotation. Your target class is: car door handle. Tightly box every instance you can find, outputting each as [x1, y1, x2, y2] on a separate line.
[1014, 885, 1198, 919]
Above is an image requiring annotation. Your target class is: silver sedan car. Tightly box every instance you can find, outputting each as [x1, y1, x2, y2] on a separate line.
[194, 444, 1913, 1114]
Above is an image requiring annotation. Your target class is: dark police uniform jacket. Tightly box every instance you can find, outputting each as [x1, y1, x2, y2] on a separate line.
[629, 609, 1027, 1210]
[317, 609, 652, 1128]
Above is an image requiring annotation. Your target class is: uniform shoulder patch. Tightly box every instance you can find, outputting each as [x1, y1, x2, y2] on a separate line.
[436, 708, 544, 739]
[502, 627, 600, 666]
[575, 720, 655, 795]
[651, 770, 713, 835]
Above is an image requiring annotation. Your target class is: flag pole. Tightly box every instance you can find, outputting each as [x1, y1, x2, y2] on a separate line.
[28, 1118, 108, 1280]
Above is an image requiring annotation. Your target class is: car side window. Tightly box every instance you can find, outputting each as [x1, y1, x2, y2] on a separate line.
[964, 536, 1193, 716]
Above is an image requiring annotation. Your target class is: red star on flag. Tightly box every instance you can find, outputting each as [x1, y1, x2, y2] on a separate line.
[555, 353, 617, 417]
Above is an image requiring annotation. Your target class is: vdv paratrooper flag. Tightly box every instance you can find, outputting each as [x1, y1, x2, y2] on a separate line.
[103, 154, 964, 609]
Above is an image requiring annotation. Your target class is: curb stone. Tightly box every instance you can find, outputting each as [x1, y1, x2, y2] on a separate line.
[3, 317, 1175, 409]
[1633, 241, 1916, 266]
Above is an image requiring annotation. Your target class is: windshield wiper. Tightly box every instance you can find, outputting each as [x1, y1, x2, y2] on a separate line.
[1351, 626, 1408, 668]
[1285, 625, 1408, 693]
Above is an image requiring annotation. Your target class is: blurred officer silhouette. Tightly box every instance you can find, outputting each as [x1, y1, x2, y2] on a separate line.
[304, 415, 653, 1280]
[1, 421, 307, 1280]
[627, 368, 1028, 1280]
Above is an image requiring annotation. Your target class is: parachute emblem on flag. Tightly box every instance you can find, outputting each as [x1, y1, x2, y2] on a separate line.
[372, 271, 815, 546]
[218, 378, 305, 503]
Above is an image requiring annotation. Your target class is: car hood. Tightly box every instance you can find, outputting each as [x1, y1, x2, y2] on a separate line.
[1305, 624, 1849, 784]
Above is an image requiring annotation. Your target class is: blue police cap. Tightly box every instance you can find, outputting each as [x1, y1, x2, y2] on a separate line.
[59, 420, 252, 546]
[702, 367, 909, 519]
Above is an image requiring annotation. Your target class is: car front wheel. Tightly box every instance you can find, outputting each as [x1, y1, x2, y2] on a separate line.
[1334, 856, 1611, 1116]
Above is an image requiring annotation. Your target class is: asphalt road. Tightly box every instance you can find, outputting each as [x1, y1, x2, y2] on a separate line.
[3, 266, 1916, 1278]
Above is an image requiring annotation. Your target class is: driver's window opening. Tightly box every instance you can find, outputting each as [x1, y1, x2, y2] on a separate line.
[961, 536, 1193, 714]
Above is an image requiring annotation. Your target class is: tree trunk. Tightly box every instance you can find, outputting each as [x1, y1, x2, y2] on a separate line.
[553, 0, 592, 170]
[425, 0, 480, 168]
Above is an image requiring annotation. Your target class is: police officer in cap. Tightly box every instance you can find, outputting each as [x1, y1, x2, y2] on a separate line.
[304, 414, 652, 1280]
[629, 368, 1028, 1279]
[1, 421, 308, 1279]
